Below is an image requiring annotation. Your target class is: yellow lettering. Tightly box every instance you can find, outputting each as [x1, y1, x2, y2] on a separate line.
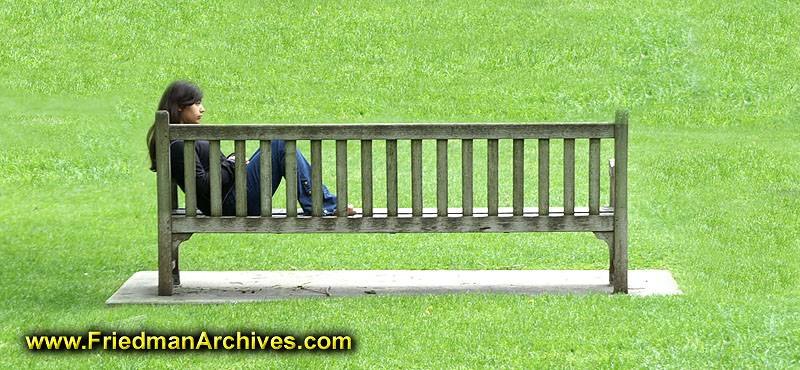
[223, 336, 234, 350]
[119, 336, 130, 350]
[317, 336, 330, 350]
[132, 332, 146, 350]
[25, 336, 44, 350]
[305, 336, 316, 350]
[237, 331, 249, 350]
[182, 335, 195, 349]
[256, 335, 269, 349]
[333, 336, 351, 350]
[196, 332, 212, 350]
[88, 331, 101, 350]
[147, 335, 166, 350]
[283, 336, 296, 350]
[270, 335, 283, 350]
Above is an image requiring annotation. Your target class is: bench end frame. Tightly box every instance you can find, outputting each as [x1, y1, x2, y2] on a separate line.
[612, 109, 629, 293]
[155, 110, 174, 296]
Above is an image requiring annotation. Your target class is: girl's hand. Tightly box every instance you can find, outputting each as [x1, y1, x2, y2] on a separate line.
[227, 154, 249, 164]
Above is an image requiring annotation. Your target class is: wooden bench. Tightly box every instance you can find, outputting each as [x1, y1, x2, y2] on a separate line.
[153, 110, 629, 296]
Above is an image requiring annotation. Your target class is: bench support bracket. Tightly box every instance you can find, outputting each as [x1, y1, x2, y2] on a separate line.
[593, 231, 614, 284]
[171, 233, 192, 286]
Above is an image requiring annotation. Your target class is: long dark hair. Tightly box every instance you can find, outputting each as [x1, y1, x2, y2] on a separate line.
[146, 81, 204, 171]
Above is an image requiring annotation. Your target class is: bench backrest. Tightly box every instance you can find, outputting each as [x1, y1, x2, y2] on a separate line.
[155, 110, 627, 234]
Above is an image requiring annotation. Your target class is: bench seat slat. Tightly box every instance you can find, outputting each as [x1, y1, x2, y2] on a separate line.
[172, 206, 614, 217]
[172, 213, 614, 234]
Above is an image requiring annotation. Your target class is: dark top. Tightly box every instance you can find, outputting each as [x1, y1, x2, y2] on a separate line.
[169, 140, 236, 215]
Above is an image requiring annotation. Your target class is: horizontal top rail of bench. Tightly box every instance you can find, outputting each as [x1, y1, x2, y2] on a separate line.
[168, 122, 616, 141]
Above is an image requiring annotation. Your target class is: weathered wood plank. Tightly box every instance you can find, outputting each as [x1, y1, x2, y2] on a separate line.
[172, 214, 615, 234]
[173, 206, 615, 218]
[589, 138, 600, 215]
[285, 140, 297, 217]
[411, 139, 423, 217]
[170, 123, 616, 141]
[336, 140, 348, 217]
[538, 139, 550, 216]
[512, 139, 524, 216]
[183, 140, 197, 217]
[386, 140, 398, 217]
[613, 110, 628, 293]
[361, 140, 373, 217]
[154, 111, 173, 296]
[437, 139, 448, 217]
[209, 140, 222, 216]
[461, 139, 473, 216]
[563, 138, 575, 215]
[487, 139, 499, 216]
[260, 140, 272, 217]
[235, 140, 247, 217]
[311, 140, 323, 217]
[171, 179, 178, 209]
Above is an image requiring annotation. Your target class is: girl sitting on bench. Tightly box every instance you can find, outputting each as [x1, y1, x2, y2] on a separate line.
[145, 80, 353, 216]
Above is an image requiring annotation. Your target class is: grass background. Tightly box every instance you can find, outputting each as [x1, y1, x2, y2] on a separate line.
[1, 0, 799, 367]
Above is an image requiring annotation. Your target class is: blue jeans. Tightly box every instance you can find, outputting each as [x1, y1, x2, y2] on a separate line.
[222, 140, 337, 216]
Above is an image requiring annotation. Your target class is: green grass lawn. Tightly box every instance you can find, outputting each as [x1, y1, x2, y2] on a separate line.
[2, 0, 799, 367]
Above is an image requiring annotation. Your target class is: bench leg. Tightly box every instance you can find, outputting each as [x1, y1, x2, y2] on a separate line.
[612, 229, 628, 294]
[171, 234, 192, 286]
[158, 231, 173, 296]
[593, 232, 615, 285]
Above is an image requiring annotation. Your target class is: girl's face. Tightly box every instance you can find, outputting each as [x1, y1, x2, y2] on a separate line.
[178, 101, 204, 124]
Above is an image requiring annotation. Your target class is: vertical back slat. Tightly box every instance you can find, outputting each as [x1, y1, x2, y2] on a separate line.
[234, 140, 247, 217]
[512, 139, 524, 216]
[563, 138, 575, 215]
[311, 140, 323, 217]
[361, 140, 373, 217]
[260, 140, 272, 217]
[461, 139, 473, 216]
[538, 139, 550, 216]
[171, 180, 178, 209]
[209, 140, 222, 216]
[589, 138, 601, 215]
[386, 139, 398, 217]
[285, 140, 297, 217]
[183, 140, 197, 217]
[437, 139, 448, 216]
[487, 139, 499, 216]
[609, 158, 615, 208]
[411, 139, 423, 217]
[336, 140, 348, 217]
